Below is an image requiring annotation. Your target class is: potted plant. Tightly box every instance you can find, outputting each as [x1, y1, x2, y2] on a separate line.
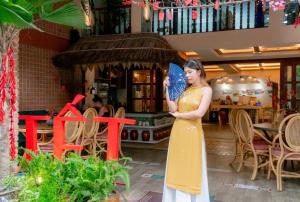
[1, 151, 130, 202]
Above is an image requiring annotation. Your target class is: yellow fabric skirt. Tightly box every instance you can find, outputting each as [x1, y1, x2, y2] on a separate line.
[165, 118, 203, 194]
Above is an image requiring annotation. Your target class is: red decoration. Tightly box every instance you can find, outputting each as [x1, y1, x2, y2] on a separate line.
[19, 95, 86, 160]
[168, 10, 172, 21]
[185, 0, 192, 6]
[159, 11, 165, 21]
[153, 2, 159, 11]
[0, 51, 7, 122]
[138, 2, 145, 7]
[7, 48, 17, 160]
[215, 0, 219, 10]
[19, 115, 50, 160]
[122, 0, 132, 6]
[294, 16, 300, 28]
[94, 117, 136, 160]
[192, 10, 198, 20]
[53, 94, 86, 160]
[193, 0, 198, 6]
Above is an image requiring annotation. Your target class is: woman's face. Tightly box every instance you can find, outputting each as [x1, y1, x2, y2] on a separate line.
[184, 66, 200, 84]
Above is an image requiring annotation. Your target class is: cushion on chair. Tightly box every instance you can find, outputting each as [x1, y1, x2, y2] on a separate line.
[39, 144, 54, 152]
[253, 141, 270, 150]
[271, 147, 300, 159]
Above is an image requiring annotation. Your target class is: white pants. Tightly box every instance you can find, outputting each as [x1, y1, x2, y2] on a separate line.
[162, 141, 210, 202]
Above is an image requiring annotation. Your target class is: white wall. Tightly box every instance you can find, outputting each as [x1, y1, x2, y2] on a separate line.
[163, 10, 300, 61]
[210, 75, 273, 107]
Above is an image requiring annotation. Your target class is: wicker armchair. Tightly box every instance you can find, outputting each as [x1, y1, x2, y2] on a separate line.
[236, 110, 272, 180]
[93, 107, 126, 158]
[76, 108, 99, 157]
[268, 113, 300, 191]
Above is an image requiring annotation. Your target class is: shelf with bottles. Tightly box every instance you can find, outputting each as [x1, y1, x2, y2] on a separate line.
[132, 70, 156, 84]
[132, 85, 156, 99]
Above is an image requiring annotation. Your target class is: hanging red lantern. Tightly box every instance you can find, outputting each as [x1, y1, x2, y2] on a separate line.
[215, 0, 219, 10]
[168, 9, 172, 21]
[159, 10, 165, 21]
[192, 10, 198, 20]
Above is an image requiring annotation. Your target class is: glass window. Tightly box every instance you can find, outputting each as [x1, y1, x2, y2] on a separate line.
[133, 70, 150, 83]
[287, 65, 292, 82]
[296, 83, 300, 99]
[296, 65, 300, 81]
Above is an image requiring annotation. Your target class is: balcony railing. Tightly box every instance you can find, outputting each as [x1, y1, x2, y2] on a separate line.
[146, 0, 269, 35]
[88, 6, 131, 35]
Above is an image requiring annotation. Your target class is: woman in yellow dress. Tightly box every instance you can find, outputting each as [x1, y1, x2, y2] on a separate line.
[162, 59, 212, 202]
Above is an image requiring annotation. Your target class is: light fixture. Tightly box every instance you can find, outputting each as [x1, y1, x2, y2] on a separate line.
[253, 46, 261, 54]
[81, 0, 95, 27]
[215, 44, 300, 55]
[143, 0, 151, 22]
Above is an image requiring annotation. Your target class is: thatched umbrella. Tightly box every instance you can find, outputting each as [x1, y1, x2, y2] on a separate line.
[53, 33, 183, 68]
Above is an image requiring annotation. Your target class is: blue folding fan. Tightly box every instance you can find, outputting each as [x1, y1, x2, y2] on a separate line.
[168, 63, 187, 101]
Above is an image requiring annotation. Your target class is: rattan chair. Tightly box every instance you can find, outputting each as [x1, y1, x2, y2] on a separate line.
[38, 111, 84, 153]
[268, 113, 300, 191]
[236, 110, 272, 180]
[76, 108, 99, 157]
[228, 109, 243, 170]
[93, 107, 126, 158]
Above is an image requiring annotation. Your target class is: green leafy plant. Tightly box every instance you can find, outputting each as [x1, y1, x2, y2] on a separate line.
[2, 151, 130, 202]
[0, 0, 87, 29]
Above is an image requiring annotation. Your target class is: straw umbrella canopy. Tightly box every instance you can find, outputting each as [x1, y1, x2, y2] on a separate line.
[53, 33, 183, 68]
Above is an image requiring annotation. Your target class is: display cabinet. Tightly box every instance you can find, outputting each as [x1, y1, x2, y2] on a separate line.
[127, 67, 164, 112]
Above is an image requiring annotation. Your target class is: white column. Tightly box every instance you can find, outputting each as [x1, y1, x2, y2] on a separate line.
[131, 0, 143, 33]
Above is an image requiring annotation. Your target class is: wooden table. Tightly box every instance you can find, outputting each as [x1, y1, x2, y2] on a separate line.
[253, 122, 279, 132]
[211, 104, 263, 123]
[253, 122, 280, 140]
[19, 123, 53, 142]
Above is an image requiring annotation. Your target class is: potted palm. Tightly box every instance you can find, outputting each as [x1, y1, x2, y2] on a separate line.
[0, 0, 92, 179]
[1, 152, 130, 201]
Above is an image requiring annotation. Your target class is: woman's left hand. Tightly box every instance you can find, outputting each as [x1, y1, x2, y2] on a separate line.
[169, 111, 180, 118]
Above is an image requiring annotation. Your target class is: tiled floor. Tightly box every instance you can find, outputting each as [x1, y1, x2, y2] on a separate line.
[121, 124, 300, 202]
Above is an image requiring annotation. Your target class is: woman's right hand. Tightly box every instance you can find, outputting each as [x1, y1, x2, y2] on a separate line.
[163, 76, 170, 89]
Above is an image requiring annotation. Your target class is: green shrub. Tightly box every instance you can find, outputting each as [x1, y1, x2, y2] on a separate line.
[2, 152, 130, 202]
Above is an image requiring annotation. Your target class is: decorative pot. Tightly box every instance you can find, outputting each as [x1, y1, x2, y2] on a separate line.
[121, 129, 128, 140]
[153, 131, 160, 141]
[142, 130, 150, 141]
[130, 130, 138, 140]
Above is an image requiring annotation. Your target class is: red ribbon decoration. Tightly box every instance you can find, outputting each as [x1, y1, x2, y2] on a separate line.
[7, 48, 17, 160]
[0, 53, 7, 122]
[0, 48, 16, 159]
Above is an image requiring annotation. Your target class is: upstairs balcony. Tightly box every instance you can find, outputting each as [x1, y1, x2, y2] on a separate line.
[86, 0, 300, 36]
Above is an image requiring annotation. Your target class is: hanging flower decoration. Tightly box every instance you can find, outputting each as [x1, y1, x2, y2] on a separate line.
[268, 0, 286, 11]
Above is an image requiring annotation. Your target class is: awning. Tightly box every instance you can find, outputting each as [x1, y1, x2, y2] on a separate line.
[53, 33, 183, 68]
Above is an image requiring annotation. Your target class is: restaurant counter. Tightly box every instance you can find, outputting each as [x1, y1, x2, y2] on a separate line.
[122, 112, 174, 144]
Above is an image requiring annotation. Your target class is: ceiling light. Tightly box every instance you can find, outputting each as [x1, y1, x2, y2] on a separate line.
[184, 51, 199, 56]
[261, 66, 280, 70]
[253, 46, 261, 54]
[235, 63, 260, 68]
[205, 68, 224, 72]
[240, 67, 260, 70]
[261, 62, 280, 66]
